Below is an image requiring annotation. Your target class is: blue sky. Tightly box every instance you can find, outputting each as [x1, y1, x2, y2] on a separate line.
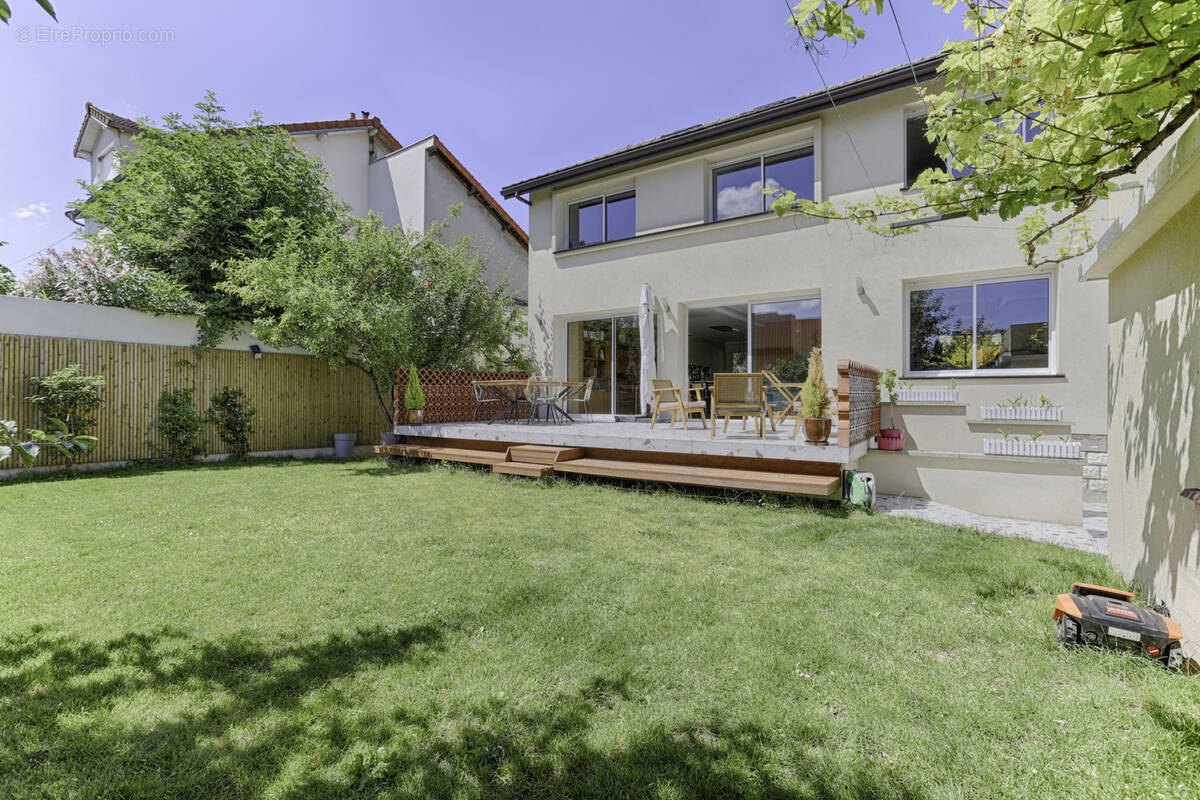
[0, 0, 967, 277]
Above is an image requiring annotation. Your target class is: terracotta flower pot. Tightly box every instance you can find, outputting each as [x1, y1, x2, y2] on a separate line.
[803, 417, 832, 445]
[876, 428, 905, 451]
[408, 409, 424, 425]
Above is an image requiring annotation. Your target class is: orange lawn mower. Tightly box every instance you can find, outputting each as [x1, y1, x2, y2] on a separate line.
[1053, 583, 1185, 669]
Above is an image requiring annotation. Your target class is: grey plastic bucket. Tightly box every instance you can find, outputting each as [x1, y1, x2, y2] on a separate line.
[332, 433, 356, 459]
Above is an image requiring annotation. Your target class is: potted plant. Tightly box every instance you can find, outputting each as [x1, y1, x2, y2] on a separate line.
[799, 348, 833, 445]
[875, 368, 905, 451]
[404, 366, 425, 424]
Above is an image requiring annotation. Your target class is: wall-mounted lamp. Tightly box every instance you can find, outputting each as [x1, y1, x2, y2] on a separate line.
[855, 277, 865, 296]
[249, 344, 263, 360]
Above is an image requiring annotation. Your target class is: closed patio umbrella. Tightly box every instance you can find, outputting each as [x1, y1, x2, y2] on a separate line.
[638, 282, 656, 416]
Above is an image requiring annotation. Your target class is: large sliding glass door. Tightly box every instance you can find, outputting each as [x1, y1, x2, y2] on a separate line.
[567, 315, 640, 415]
[686, 297, 821, 383]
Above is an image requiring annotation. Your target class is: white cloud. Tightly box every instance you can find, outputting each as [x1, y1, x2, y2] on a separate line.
[715, 180, 767, 218]
[13, 202, 51, 220]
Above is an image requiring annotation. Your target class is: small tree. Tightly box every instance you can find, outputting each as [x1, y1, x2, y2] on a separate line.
[799, 347, 832, 419]
[221, 209, 527, 426]
[151, 387, 206, 464]
[28, 364, 105, 437]
[403, 368, 425, 412]
[206, 387, 256, 460]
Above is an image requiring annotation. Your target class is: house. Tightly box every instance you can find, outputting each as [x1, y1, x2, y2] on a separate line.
[69, 103, 528, 299]
[1081, 116, 1200, 644]
[500, 55, 1112, 528]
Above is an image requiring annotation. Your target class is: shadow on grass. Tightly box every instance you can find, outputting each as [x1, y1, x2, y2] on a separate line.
[1, 455, 380, 486]
[0, 624, 925, 800]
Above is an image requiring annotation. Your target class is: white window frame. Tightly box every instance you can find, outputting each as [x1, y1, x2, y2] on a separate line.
[710, 143, 815, 222]
[567, 190, 635, 249]
[903, 271, 1057, 378]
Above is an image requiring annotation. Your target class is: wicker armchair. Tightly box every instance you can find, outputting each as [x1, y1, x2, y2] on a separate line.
[710, 373, 773, 439]
[648, 378, 707, 430]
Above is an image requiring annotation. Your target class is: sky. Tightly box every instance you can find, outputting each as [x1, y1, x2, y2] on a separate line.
[0, 0, 969, 278]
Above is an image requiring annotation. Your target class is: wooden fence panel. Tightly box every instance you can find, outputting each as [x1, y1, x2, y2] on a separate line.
[836, 359, 882, 448]
[0, 333, 386, 466]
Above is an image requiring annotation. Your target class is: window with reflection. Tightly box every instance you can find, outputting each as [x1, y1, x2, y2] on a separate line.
[713, 148, 813, 220]
[908, 276, 1051, 374]
[568, 191, 636, 249]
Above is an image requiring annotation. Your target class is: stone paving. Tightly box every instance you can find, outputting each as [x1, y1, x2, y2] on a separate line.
[875, 494, 1108, 555]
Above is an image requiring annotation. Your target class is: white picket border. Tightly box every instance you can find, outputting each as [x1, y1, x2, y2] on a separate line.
[983, 438, 1080, 459]
[894, 388, 960, 403]
[981, 405, 1064, 421]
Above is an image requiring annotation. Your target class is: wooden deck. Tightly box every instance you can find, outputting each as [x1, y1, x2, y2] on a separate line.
[374, 432, 844, 498]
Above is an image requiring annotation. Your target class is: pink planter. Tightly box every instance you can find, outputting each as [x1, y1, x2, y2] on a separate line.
[876, 429, 905, 451]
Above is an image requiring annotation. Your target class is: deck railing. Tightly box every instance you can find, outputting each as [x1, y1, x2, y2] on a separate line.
[836, 360, 882, 448]
[393, 368, 530, 425]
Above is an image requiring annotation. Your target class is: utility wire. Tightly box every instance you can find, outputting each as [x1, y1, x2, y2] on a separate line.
[886, 0, 928, 112]
[1, 230, 78, 270]
[783, 1, 879, 197]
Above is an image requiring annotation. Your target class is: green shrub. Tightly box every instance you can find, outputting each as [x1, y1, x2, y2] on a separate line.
[28, 364, 105, 436]
[206, 387, 257, 460]
[799, 348, 832, 419]
[404, 367, 425, 411]
[151, 387, 206, 463]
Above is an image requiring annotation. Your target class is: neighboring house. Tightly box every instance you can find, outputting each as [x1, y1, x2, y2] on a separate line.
[501, 55, 1113, 527]
[69, 103, 528, 299]
[1081, 117, 1200, 644]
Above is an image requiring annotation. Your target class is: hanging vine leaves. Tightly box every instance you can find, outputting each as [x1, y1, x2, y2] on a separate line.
[774, 1, 1200, 267]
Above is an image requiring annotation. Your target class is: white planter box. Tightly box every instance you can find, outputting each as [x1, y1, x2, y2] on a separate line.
[894, 388, 959, 403]
[983, 438, 1080, 459]
[981, 405, 1064, 421]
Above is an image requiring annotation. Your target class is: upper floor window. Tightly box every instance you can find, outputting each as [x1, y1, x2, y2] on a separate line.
[712, 148, 814, 221]
[568, 191, 635, 248]
[906, 273, 1053, 376]
[906, 112, 1043, 185]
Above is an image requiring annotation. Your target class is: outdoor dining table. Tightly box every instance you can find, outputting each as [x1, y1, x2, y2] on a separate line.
[472, 379, 581, 424]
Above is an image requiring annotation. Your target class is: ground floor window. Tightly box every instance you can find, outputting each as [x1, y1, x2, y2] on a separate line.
[686, 297, 821, 415]
[566, 316, 640, 415]
[907, 274, 1052, 375]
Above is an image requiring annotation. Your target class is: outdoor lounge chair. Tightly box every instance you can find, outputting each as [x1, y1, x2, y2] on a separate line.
[648, 378, 707, 430]
[762, 369, 806, 430]
[710, 373, 773, 439]
[471, 381, 507, 421]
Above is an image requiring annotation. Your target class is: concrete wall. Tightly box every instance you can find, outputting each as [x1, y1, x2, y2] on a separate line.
[292, 129, 372, 217]
[424, 146, 528, 300]
[368, 140, 427, 232]
[523, 83, 1111, 524]
[1105, 198, 1200, 639]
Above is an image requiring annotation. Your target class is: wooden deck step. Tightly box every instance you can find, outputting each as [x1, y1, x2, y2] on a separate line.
[507, 445, 585, 465]
[552, 458, 839, 497]
[375, 444, 506, 466]
[492, 462, 556, 478]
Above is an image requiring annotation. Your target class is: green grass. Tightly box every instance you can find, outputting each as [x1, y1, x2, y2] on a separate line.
[1, 458, 1197, 799]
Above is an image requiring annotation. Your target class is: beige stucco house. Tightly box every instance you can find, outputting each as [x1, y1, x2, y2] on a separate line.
[1082, 116, 1200, 645]
[69, 103, 528, 299]
[502, 55, 1113, 528]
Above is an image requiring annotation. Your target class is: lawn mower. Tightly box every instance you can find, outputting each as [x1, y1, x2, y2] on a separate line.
[1053, 582, 1184, 669]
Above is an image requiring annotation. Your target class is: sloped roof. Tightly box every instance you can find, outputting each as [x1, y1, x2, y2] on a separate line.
[72, 103, 403, 157]
[501, 53, 945, 198]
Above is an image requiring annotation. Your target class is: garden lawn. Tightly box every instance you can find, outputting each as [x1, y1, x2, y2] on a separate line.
[0, 458, 1197, 799]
